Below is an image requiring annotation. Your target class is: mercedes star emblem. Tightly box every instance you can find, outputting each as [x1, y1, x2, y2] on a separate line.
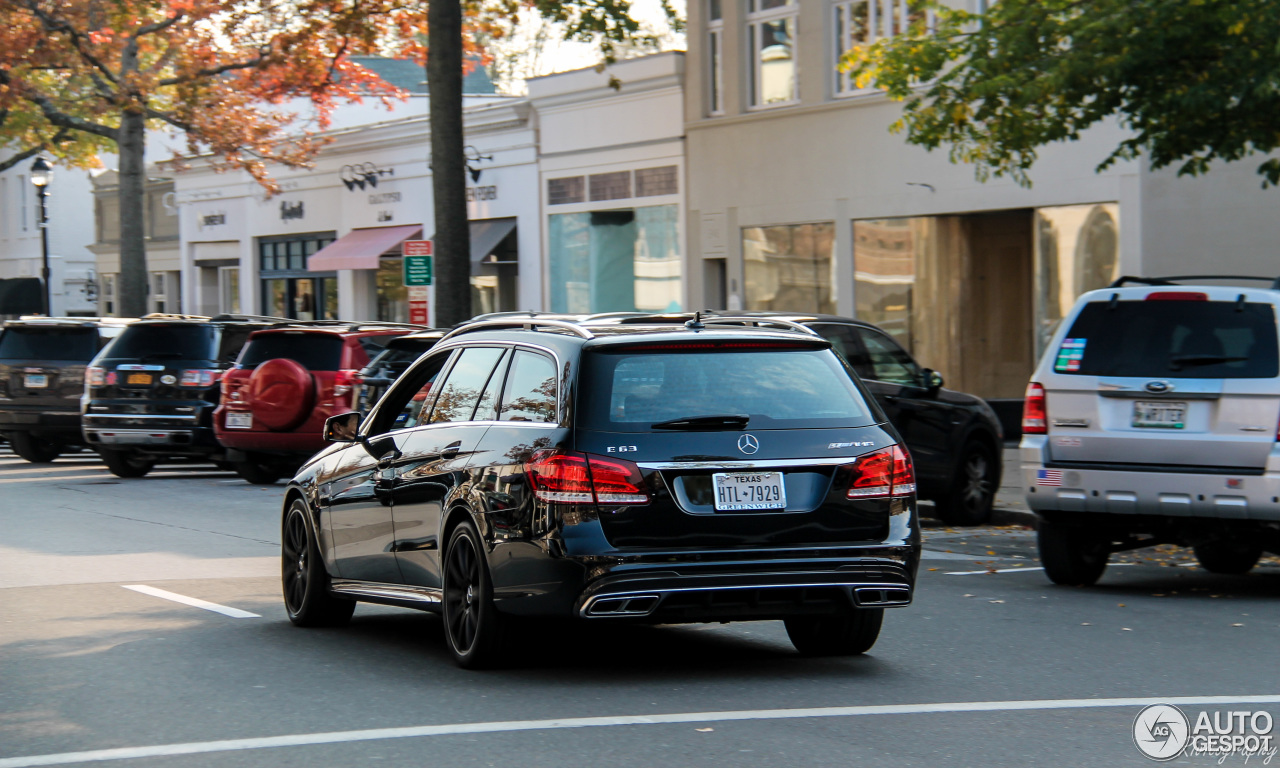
[737, 434, 760, 455]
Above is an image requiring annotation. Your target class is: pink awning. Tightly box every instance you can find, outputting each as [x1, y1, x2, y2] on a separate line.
[307, 224, 423, 271]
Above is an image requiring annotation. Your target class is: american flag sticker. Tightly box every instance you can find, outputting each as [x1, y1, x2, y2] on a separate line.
[1037, 469, 1064, 487]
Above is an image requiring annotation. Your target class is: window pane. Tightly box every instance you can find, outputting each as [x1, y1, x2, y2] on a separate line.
[376, 258, 408, 322]
[854, 218, 917, 351]
[548, 206, 683, 315]
[239, 333, 342, 370]
[635, 166, 679, 197]
[709, 0, 722, 20]
[323, 278, 339, 320]
[429, 347, 505, 424]
[756, 0, 793, 9]
[709, 29, 723, 113]
[547, 176, 585, 205]
[756, 17, 796, 104]
[860, 329, 922, 385]
[473, 350, 510, 421]
[266, 278, 287, 318]
[0, 328, 98, 361]
[293, 278, 316, 320]
[589, 171, 631, 201]
[499, 351, 558, 422]
[389, 355, 451, 431]
[743, 223, 836, 314]
[634, 205, 682, 312]
[1034, 203, 1120, 358]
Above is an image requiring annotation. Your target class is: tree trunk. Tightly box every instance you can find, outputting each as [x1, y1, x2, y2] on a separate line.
[117, 108, 148, 318]
[427, 0, 471, 327]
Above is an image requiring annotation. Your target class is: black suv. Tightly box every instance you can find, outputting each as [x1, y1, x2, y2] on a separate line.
[82, 314, 280, 477]
[0, 317, 133, 462]
[353, 329, 444, 414]
[281, 316, 921, 668]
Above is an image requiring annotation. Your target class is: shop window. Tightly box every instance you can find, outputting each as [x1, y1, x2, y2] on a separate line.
[1034, 203, 1120, 357]
[258, 232, 337, 320]
[589, 172, 632, 202]
[547, 177, 585, 206]
[219, 267, 240, 314]
[742, 222, 836, 314]
[747, 0, 797, 107]
[708, 0, 724, 115]
[635, 166, 679, 197]
[853, 218, 917, 350]
[376, 257, 408, 322]
[548, 204, 682, 314]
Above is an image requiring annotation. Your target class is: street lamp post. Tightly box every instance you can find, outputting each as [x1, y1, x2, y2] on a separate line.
[29, 157, 53, 316]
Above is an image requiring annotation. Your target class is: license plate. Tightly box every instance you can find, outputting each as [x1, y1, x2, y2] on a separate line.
[23, 374, 47, 388]
[226, 412, 253, 429]
[712, 471, 786, 511]
[126, 373, 153, 386]
[1133, 401, 1186, 429]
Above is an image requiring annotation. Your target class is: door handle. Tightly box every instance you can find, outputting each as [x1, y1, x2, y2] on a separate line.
[376, 449, 401, 471]
[439, 441, 461, 460]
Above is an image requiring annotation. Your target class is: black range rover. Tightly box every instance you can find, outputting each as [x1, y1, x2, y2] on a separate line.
[282, 317, 921, 668]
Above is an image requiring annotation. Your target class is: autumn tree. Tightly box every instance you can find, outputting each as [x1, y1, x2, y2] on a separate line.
[0, 0, 422, 317]
[845, 0, 1280, 188]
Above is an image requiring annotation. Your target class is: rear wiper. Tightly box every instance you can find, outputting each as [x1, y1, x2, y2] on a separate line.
[1168, 355, 1248, 370]
[651, 414, 750, 430]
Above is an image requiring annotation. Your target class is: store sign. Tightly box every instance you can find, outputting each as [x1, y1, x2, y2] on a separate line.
[280, 201, 304, 221]
[466, 185, 498, 202]
[198, 211, 227, 231]
[409, 287, 429, 324]
[403, 241, 433, 286]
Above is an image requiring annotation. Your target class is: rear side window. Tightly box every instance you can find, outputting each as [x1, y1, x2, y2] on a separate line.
[0, 327, 98, 361]
[499, 350, 558, 423]
[1058, 300, 1280, 378]
[105, 324, 216, 361]
[239, 333, 343, 371]
[581, 348, 876, 432]
[429, 347, 506, 424]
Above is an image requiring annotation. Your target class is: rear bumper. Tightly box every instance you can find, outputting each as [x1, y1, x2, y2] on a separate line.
[1021, 435, 1280, 522]
[0, 406, 80, 437]
[83, 425, 220, 453]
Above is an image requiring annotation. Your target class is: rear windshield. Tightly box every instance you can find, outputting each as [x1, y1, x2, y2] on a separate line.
[239, 333, 343, 371]
[364, 340, 436, 375]
[580, 347, 876, 432]
[1058, 300, 1279, 378]
[0, 327, 98, 361]
[106, 324, 217, 362]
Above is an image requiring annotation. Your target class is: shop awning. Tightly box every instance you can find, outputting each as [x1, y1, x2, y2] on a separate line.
[468, 218, 517, 265]
[307, 224, 423, 271]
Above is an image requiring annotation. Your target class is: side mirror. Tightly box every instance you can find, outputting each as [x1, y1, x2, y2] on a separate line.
[923, 369, 945, 391]
[324, 411, 363, 443]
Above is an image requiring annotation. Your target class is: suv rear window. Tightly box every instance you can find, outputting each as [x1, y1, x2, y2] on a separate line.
[239, 333, 343, 371]
[106, 324, 217, 362]
[581, 347, 876, 432]
[0, 327, 98, 361]
[1058, 300, 1280, 378]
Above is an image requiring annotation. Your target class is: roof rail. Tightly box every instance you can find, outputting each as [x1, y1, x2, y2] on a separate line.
[682, 315, 823, 337]
[1109, 275, 1280, 290]
[437, 318, 595, 344]
[141, 312, 212, 321]
[207, 313, 293, 323]
[260, 319, 430, 331]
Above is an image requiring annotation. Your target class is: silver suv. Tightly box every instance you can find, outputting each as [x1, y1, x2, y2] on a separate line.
[1020, 276, 1280, 585]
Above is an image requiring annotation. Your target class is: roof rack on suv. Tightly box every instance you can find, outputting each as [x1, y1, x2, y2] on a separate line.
[438, 318, 596, 344]
[698, 316, 822, 337]
[1109, 275, 1280, 290]
[207, 313, 293, 323]
[260, 319, 430, 332]
[141, 313, 212, 321]
[600, 311, 822, 338]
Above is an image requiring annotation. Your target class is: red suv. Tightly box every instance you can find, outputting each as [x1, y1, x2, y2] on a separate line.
[214, 322, 420, 483]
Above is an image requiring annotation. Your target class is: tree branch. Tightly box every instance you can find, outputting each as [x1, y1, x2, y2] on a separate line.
[158, 53, 270, 86]
[23, 87, 118, 141]
[22, 0, 121, 91]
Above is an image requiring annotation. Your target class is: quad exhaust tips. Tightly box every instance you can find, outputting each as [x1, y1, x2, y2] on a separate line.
[853, 586, 912, 606]
[583, 595, 662, 617]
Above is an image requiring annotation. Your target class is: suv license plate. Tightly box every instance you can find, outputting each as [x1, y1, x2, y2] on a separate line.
[226, 412, 253, 429]
[1133, 401, 1186, 429]
[126, 373, 153, 386]
[712, 472, 786, 511]
[23, 374, 47, 388]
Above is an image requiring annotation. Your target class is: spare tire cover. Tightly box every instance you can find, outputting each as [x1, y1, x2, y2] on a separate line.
[248, 358, 315, 432]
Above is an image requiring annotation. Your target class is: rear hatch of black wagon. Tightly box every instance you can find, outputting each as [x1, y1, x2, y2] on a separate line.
[571, 336, 909, 549]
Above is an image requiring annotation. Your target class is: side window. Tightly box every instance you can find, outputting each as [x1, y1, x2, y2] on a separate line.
[471, 349, 511, 422]
[858, 328, 922, 386]
[428, 347, 506, 424]
[217, 327, 254, 364]
[499, 350, 558, 423]
[811, 323, 873, 378]
[386, 352, 454, 432]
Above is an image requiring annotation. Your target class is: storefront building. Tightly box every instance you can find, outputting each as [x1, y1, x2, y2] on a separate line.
[89, 172, 181, 316]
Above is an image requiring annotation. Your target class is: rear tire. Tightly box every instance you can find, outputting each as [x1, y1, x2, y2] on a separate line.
[97, 448, 155, 478]
[785, 609, 884, 656]
[10, 432, 61, 463]
[234, 461, 282, 485]
[442, 519, 504, 669]
[1193, 539, 1262, 575]
[932, 439, 996, 526]
[282, 499, 355, 627]
[1038, 519, 1109, 586]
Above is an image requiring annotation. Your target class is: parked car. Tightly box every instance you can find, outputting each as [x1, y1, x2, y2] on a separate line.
[1021, 276, 1280, 585]
[353, 329, 445, 415]
[598, 311, 1005, 525]
[82, 314, 281, 477]
[281, 315, 921, 668]
[0, 317, 134, 462]
[215, 322, 420, 484]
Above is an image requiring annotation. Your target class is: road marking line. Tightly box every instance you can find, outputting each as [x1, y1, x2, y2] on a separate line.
[945, 563, 1136, 576]
[3, 694, 1280, 768]
[121, 585, 260, 619]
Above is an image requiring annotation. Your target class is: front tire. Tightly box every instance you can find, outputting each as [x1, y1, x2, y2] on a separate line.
[234, 461, 282, 485]
[282, 499, 355, 627]
[10, 432, 61, 463]
[785, 609, 884, 656]
[1038, 519, 1109, 586]
[97, 448, 155, 478]
[932, 439, 996, 526]
[1193, 539, 1263, 575]
[442, 519, 504, 669]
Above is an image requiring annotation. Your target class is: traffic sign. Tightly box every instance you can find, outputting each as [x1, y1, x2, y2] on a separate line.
[403, 254, 432, 286]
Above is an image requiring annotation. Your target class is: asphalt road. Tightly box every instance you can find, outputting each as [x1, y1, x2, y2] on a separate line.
[2, 446, 1278, 768]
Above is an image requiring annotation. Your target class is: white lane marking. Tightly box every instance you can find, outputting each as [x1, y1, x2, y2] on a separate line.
[945, 563, 1136, 576]
[3, 694, 1280, 768]
[121, 585, 260, 619]
[920, 549, 1015, 561]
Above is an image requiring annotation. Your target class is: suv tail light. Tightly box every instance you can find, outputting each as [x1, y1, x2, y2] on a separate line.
[333, 369, 361, 397]
[526, 451, 650, 505]
[846, 445, 916, 499]
[179, 369, 220, 387]
[1022, 382, 1047, 434]
[87, 367, 106, 388]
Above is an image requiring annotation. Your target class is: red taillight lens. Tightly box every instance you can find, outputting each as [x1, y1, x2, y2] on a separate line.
[525, 451, 650, 505]
[333, 369, 361, 397]
[1145, 291, 1208, 301]
[847, 445, 916, 499]
[87, 367, 105, 387]
[179, 369, 220, 387]
[1022, 382, 1047, 434]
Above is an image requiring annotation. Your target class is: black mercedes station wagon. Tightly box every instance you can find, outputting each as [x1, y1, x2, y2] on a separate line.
[282, 316, 922, 668]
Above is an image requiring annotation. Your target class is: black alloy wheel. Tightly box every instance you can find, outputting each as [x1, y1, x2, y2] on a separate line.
[1037, 519, 1109, 586]
[9, 432, 61, 463]
[282, 499, 355, 627]
[1193, 539, 1263, 575]
[96, 448, 156, 478]
[443, 519, 503, 669]
[933, 440, 996, 526]
[234, 461, 282, 485]
[785, 608, 884, 656]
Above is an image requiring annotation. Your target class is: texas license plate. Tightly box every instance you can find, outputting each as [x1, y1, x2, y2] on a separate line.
[712, 471, 786, 511]
[23, 374, 47, 388]
[226, 412, 253, 429]
[1133, 401, 1186, 429]
[126, 373, 153, 386]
